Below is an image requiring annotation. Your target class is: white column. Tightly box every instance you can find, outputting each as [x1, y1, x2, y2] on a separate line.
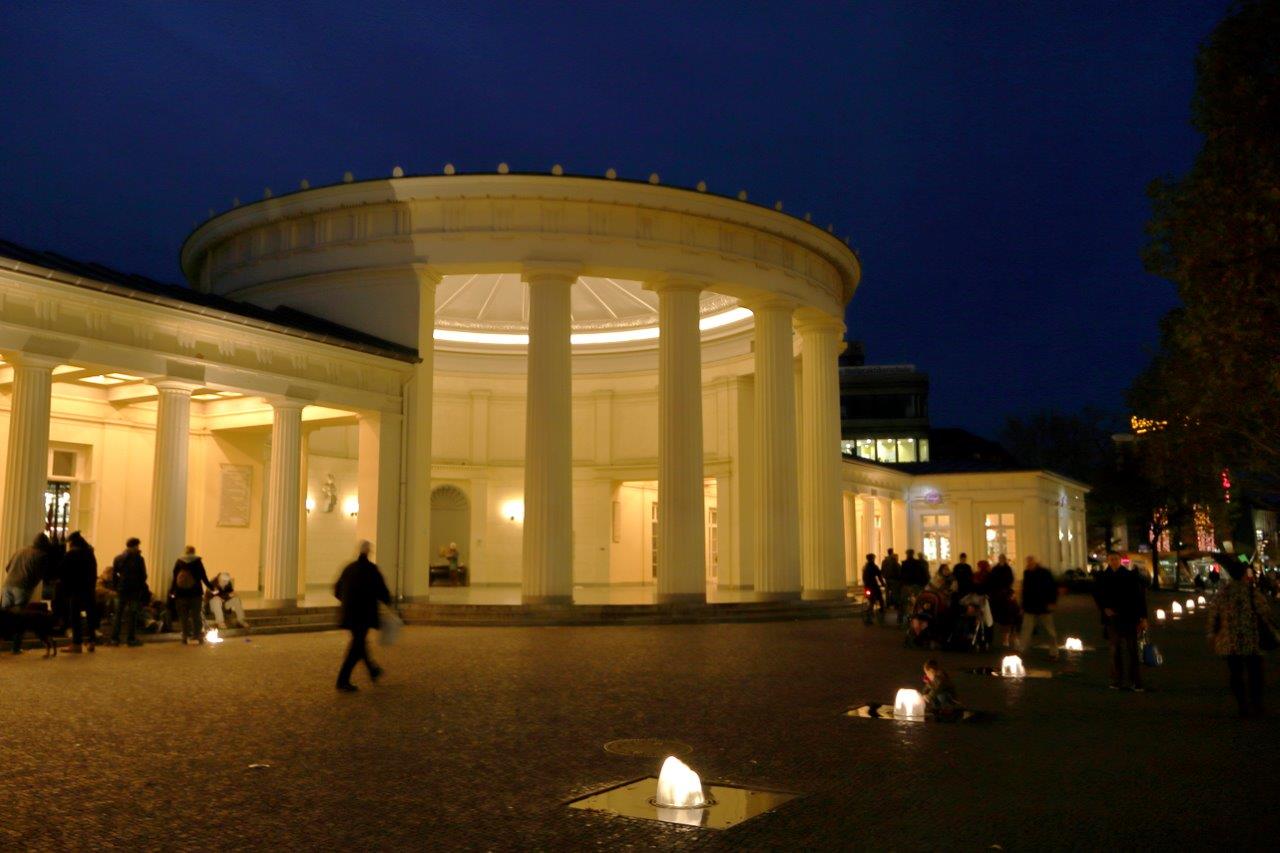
[748, 298, 801, 599]
[647, 276, 706, 603]
[357, 410, 403, 587]
[797, 311, 847, 599]
[0, 354, 56, 560]
[521, 264, 578, 604]
[262, 399, 305, 607]
[406, 266, 440, 601]
[147, 380, 197, 598]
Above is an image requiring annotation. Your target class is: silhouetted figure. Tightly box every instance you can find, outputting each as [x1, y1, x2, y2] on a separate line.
[334, 541, 391, 692]
[1094, 552, 1148, 691]
[1208, 559, 1272, 717]
[170, 545, 212, 645]
[61, 531, 98, 652]
[109, 537, 147, 647]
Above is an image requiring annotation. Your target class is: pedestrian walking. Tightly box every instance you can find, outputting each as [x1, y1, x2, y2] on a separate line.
[170, 546, 212, 645]
[109, 537, 147, 647]
[60, 532, 98, 653]
[1208, 559, 1275, 717]
[1018, 555, 1060, 659]
[1094, 552, 1148, 691]
[334, 541, 391, 692]
[861, 554, 885, 624]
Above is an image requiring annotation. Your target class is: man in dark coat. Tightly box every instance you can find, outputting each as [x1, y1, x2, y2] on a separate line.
[1094, 552, 1149, 691]
[61, 531, 99, 652]
[952, 553, 974, 597]
[1018, 556, 1060, 659]
[109, 537, 147, 647]
[334, 541, 392, 691]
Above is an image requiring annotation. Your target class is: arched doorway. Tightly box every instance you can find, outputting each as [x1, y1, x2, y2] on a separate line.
[430, 485, 470, 583]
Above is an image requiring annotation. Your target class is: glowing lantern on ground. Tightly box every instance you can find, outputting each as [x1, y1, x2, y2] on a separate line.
[1001, 655, 1026, 678]
[894, 688, 926, 719]
[205, 628, 224, 644]
[1171, 602, 1183, 616]
[1185, 598, 1196, 612]
[1156, 609, 1167, 621]
[655, 756, 706, 808]
[1064, 637, 1084, 652]
[1197, 595, 1206, 606]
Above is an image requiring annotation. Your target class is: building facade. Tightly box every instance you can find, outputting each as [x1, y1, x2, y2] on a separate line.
[0, 171, 1087, 609]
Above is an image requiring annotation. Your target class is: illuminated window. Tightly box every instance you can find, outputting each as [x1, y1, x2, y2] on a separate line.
[855, 439, 875, 460]
[896, 438, 917, 463]
[921, 513, 952, 562]
[707, 506, 719, 580]
[984, 513, 1017, 562]
[876, 438, 897, 463]
[650, 501, 659, 579]
[918, 438, 930, 462]
[841, 440, 855, 456]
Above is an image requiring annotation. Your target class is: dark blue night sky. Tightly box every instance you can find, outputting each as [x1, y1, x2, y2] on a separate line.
[0, 1, 1228, 435]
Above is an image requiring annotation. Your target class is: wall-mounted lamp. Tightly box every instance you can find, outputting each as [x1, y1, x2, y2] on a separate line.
[305, 496, 316, 514]
[501, 499, 524, 523]
[343, 496, 359, 517]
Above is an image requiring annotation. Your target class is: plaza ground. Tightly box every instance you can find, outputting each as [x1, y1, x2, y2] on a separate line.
[2, 593, 1276, 852]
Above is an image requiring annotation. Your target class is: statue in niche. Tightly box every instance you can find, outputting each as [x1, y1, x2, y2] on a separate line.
[321, 473, 338, 513]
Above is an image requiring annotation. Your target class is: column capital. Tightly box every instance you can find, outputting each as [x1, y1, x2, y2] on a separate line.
[793, 308, 846, 336]
[2, 352, 63, 371]
[521, 261, 581, 286]
[267, 396, 310, 412]
[148, 378, 204, 395]
[741, 294, 798, 314]
[643, 272, 712, 294]
[411, 263, 443, 289]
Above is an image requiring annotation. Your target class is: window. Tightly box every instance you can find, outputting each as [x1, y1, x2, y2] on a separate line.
[876, 438, 897, 463]
[918, 438, 930, 462]
[841, 440, 855, 456]
[921, 513, 952, 563]
[650, 501, 659, 579]
[984, 513, 1017, 562]
[707, 507, 719, 580]
[855, 439, 875, 460]
[44, 481, 72, 543]
[896, 438, 917, 463]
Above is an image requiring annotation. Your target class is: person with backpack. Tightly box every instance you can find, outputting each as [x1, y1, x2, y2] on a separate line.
[170, 545, 212, 645]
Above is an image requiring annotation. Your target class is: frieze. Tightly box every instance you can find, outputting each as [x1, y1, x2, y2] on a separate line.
[204, 195, 848, 303]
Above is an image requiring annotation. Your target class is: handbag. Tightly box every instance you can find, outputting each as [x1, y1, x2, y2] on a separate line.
[378, 603, 402, 646]
[1141, 631, 1163, 667]
[1249, 591, 1278, 652]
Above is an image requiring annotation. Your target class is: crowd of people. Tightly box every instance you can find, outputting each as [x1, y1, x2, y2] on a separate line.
[1, 532, 250, 653]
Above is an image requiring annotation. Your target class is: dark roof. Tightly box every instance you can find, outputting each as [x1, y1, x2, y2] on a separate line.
[0, 238, 419, 363]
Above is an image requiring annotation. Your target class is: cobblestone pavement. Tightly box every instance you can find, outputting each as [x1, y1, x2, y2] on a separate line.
[2, 593, 1277, 852]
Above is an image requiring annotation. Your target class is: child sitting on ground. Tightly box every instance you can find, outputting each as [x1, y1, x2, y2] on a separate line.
[922, 658, 961, 718]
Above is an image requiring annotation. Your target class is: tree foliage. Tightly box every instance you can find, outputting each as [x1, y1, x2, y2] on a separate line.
[1138, 0, 1280, 474]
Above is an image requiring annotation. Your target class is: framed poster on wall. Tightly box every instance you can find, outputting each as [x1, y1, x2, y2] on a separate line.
[218, 464, 253, 527]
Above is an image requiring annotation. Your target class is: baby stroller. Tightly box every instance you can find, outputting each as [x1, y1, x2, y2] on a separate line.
[904, 588, 950, 649]
[950, 592, 992, 652]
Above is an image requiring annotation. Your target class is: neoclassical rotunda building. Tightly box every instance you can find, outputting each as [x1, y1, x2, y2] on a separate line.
[0, 169, 1088, 609]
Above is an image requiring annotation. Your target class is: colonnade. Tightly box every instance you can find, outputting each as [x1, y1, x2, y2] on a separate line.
[407, 266, 850, 605]
[0, 351, 358, 607]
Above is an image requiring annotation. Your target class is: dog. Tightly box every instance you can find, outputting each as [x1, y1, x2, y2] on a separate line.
[0, 604, 58, 657]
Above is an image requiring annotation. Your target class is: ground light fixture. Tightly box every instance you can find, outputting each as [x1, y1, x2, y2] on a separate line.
[567, 755, 800, 830]
[1171, 602, 1183, 617]
[1064, 637, 1084, 652]
[1185, 598, 1196, 612]
[1156, 608, 1167, 621]
[893, 688, 926, 719]
[1001, 655, 1026, 678]
[1198, 595, 1207, 606]
[205, 628, 224, 644]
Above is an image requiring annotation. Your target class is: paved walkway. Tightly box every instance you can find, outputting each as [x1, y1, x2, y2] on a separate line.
[2, 593, 1276, 851]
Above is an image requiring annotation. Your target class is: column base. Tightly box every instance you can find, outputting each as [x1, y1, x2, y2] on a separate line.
[802, 588, 850, 601]
[656, 592, 706, 605]
[752, 590, 802, 602]
[522, 594, 574, 606]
